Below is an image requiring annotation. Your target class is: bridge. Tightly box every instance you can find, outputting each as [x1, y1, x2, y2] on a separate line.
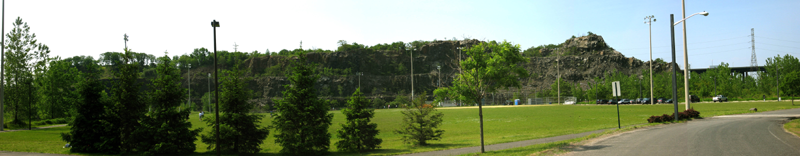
[680, 66, 766, 76]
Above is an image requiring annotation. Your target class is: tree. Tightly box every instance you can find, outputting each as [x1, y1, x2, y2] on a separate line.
[782, 71, 800, 105]
[394, 92, 444, 145]
[389, 94, 410, 108]
[38, 57, 79, 119]
[336, 88, 382, 152]
[110, 48, 145, 153]
[433, 41, 528, 152]
[272, 52, 333, 155]
[135, 55, 201, 154]
[201, 65, 269, 153]
[61, 62, 119, 153]
[3, 17, 50, 127]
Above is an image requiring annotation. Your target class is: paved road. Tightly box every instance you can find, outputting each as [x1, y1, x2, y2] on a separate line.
[567, 108, 800, 156]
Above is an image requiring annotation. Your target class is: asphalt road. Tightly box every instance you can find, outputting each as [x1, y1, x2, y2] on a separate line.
[567, 108, 800, 156]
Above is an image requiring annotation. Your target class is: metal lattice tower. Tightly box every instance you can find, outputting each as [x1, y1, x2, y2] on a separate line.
[751, 28, 758, 72]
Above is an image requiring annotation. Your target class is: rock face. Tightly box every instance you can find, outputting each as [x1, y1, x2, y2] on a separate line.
[182, 35, 671, 108]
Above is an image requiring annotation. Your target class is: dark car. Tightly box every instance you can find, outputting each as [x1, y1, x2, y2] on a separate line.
[689, 95, 700, 102]
[657, 98, 667, 103]
[608, 99, 618, 104]
[665, 99, 674, 103]
[596, 99, 608, 104]
[633, 98, 643, 104]
[641, 98, 652, 104]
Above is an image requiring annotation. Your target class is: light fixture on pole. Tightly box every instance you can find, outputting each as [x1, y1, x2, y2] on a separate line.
[0, 0, 6, 131]
[644, 15, 655, 105]
[188, 64, 191, 110]
[210, 19, 220, 156]
[670, 11, 708, 121]
[679, 11, 709, 110]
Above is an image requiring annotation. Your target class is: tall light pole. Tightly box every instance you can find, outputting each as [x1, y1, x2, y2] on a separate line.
[557, 52, 560, 104]
[410, 47, 414, 101]
[680, 1, 706, 110]
[437, 65, 441, 88]
[670, 11, 708, 121]
[357, 72, 362, 89]
[0, 0, 6, 131]
[208, 72, 211, 112]
[210, 19, 220, 156]
[188, 64, 191, 111]
[644, 15, 655, 105]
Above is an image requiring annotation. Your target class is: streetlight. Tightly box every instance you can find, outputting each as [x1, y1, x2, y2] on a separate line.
[210, 19, 220, 156]
[188, 64, 191, 111]
[680, 10, 709, 110]
[437, 65, 441, 88]
[208, 72, 211, 112]
[357, 72, 363, 89]
[0, 0, 6, 131]
[670, 11, 708, 121]
[644, 15, 655, 105]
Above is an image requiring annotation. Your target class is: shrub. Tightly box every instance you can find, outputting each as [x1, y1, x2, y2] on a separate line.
[336, 88, 382, 152]
[646, 109, 702, 123]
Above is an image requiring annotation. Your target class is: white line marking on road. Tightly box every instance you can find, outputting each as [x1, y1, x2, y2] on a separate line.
[768, 123, 800, 152]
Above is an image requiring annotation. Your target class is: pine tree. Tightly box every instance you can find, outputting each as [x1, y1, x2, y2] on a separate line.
[273, 52, 333, 155]
[336, 88, 382, 152]
[61, 62, 119, 153]
[110, 48, 146, 153]
[200, 65, 269, 153]
[395, 92, 444, 145]
[135, 55, 201, 154]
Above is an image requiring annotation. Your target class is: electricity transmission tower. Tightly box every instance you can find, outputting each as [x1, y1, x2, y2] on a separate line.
[751, 28, 757, 73]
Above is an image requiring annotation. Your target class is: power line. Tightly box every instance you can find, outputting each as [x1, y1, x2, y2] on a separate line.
[758, 42, 800, 49]
[755, 36, 800, 44]
[687, 42, 751, 51]
[688, 47, 750, 56]
[616, 35, 749, 51]
[757, 48, 800, 55]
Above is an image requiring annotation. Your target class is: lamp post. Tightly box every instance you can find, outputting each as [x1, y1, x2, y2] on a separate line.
[0, 0, 6, 131]
[644, 15, 655, 105]
[188, 64, 191, 111]
[670, 11, 708, 121]
[208, 72, 211, 112]
[210, 19, 220, 156]
[357, 72, 362, 89]
[437, 65, 441, 88]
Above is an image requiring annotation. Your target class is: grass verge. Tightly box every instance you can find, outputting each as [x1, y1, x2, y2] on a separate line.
[784, 118, 800, 138]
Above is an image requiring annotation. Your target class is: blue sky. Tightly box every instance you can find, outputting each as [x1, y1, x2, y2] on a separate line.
[4, 0, 799, 69]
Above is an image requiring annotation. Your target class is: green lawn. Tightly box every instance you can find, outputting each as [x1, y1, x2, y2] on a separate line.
[1, 101, 797, 155]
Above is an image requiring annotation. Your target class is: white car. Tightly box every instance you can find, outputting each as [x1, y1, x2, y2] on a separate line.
[712, 95, 728, 102]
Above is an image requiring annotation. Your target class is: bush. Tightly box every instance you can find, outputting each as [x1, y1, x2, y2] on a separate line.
[646, 109, 702, 123]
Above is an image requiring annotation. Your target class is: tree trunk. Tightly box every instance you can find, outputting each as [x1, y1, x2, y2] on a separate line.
[478, 97, 485, 153]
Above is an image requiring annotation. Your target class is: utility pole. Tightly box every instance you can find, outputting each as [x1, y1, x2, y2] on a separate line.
[233, 42, 239, 52]
[681, 0, 691, 110]
[188, 64, 191, 111]
[645, 15, 656, 105]
[2, 0, 7, 131]
[208, 73, 211, 112]
[410, 47, 414, 101]
[557, 51, 560, 104]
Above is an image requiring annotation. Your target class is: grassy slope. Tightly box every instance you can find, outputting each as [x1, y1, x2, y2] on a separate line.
[0, 102, 797, 155]
[785, 118, 800, 137]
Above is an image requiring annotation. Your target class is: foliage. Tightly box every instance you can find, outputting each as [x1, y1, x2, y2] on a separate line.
[60, 61, 119, 153]
[135, 55, 201, 154]
[372, 98, 386, 108]
[389, 94, 410, 108]
[3, 16, 50, 126]
[272, 52, 333, 155]
[781, 71, 800, 99]
[37, 57, 80, 119]
[646, 108, 700, 123]
[394, 92, 444, 145]
[201, 65, 269, 153]
[109, 48, 146, 153]
[336, 88, 382, 152]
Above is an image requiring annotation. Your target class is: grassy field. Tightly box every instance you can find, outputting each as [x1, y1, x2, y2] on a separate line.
[785, 118, 800, 137]
[1, 101, 797, 155]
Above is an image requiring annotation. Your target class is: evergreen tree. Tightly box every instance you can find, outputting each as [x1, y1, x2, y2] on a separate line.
[394, 92, 444, 145]
[110, 48, 146, 153]
[201, 65, 269, 153]
[336, 88, 382, 152]
[273, 52, 333, 155]
[135, 55, 201, 154]
[61, 62, 119, 153]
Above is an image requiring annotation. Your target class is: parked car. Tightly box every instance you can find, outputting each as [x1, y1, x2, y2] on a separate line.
[596, 99, 608, 104]
[657, 98, 667, 103]
[608, 99, 618, 104]
[713, 95, 728, 102]
[689, 95, 701, 102]
[641, 98, 652, 104]
[619, 99, 631, 104]
[665, 99, 674, 103]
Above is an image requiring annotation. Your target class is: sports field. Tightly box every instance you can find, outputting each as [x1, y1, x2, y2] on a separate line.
[1, 101, 797, 155]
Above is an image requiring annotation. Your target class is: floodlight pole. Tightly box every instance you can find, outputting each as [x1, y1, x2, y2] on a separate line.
[211, 20, 220, 156]
[645, 15, 655, 105]
[670, 14, 680, 122]
[208, 73, 211, 112]
[188, 64, 191, 110]
[681, 0, 691, 110]
[1, 0, 5, 131]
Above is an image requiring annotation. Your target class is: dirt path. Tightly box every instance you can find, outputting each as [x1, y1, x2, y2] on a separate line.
[0, 124, 67, 133]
